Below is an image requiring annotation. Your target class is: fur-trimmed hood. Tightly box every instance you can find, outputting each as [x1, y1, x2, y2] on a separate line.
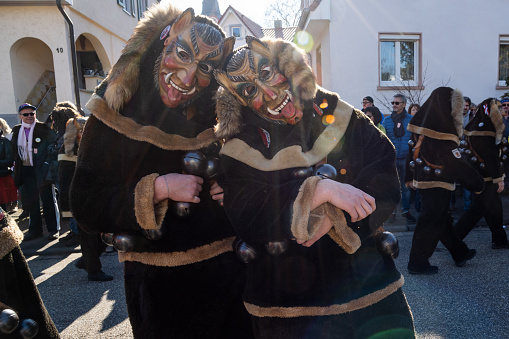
[407, 87, 464, 144]
[464, 98, 505, 144]
[214, 37, 317, 139]
[102, 3, 182, 112]
[63, 117, 88, 156]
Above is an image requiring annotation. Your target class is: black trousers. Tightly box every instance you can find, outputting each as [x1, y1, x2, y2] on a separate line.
[21, 166, 58, 235]
[455, 181, 508, 246]
[78, 226, 107, 273]
[408, 188, 470, 270]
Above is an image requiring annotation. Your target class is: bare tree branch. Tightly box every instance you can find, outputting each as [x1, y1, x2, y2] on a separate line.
[264, 0, 301, 27]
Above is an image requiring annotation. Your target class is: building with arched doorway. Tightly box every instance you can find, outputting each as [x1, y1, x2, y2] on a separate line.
[0, 0, 158, 126]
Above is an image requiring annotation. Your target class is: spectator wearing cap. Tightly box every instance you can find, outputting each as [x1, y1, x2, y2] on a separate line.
[382, 94, 417, 223]
[11, 103, 59, 241]
[361, 96, 374, 112]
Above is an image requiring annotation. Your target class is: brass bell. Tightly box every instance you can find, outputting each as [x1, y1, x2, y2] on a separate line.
[502, 138, 508, 145]
[479, 162, 486, 169]
[409, 161, 415, 169]
[459, 140, 468, 148]
[203, 157, 220, 179]
[112, 234, 138, 252]
[459, 148, 465, 154]
[471, 156, 478, 163]
[265, 239, 289, 256]
[502, 147, 508, 154]
[293, 167, 314, 179]
[478, 122, 484, 127]
[375, 231, 399, 259]
[415, 158, 423, 166]
[233, 238, 257, 263]
[464, 149, 472, 156]
[18, 319, 39, 339]
[408, 139, 415, 148]
[100, 233, 114, 246]
[434, 168, 443, 177]
[313, 163, 337, 180]
[0, 309, 19, 334]
[182, 151, 207, 176]
[423, 166, 431, 174]
[503, 155, 508, 162]
[143, 228, 164, 241]
[173, 201, 194, 218]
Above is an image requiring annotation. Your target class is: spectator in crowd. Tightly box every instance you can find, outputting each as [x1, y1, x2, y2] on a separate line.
[382, 94, 416, 222]
[462, 96, 473, 126]
[406, 87, 483, 274]
[455, 98, 509, 249]
[501, 98, 509, 193]
[361, 95, 374, 112]
[0, 121, 17, 213]
[0, 118, 13, 140]
[12, 103, 59, 241]
[408, 103, 420, 116]
[364, 106, 386, 134]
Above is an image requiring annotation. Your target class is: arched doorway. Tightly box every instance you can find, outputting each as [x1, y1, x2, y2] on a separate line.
[10, 37, 56, 123]
[76, 34, 111, 90]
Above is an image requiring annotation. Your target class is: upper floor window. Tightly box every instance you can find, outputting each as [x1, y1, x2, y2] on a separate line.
[118, 0, 135, 16]
[379, 33, 421, 88]
[137, 0, 149, 20]
[231, 26, 241, 38]
[499, 35, 509, 87]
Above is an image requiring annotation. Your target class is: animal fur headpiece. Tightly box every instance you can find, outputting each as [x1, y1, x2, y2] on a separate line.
[407, 87, 464, 144]
[214, 36, 317, 139]
[101, 3, 231, 112]
[63, 117, 88, 156]
[464, 98, 505, 144]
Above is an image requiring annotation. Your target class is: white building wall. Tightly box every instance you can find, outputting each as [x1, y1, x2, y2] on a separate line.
[306, 0, 509, 114]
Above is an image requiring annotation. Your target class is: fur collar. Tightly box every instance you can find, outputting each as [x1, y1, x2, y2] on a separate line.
[0, 217, 23, 259]
[87, 94, 218, 150]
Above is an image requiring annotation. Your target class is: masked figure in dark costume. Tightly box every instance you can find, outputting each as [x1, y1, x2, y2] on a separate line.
[0, 209, 59, 338]
[213, 37, 415, 339]
[70, 4, 253, 338]
[455, 98, 509, 249]
[405, 87, 485, 275]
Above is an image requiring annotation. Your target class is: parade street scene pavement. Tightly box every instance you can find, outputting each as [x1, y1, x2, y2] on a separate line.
[18, 194, 509, 339]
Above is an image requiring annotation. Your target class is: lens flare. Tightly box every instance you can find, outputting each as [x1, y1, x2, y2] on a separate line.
[322, 115, 335, 126]
[320, 99, 328, 109]
[294, 31, 314, 52]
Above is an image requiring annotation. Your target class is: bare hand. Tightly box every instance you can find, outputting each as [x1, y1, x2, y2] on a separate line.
[497, 181, 505, 193]
[313, 179, 376, 223]
[296, 215, 333, 247]
[209, 180, 224, 205]
[154, 173, 203, 204]
[407, 181, 416, 190]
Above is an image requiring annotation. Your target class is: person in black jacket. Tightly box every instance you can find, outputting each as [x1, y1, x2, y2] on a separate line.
[454, 98, 509, 249]
[214, 36, 414, 339]
[0, 125, 17, 212]
[405, 87, 485, 275]
[12, 104, 59, 241]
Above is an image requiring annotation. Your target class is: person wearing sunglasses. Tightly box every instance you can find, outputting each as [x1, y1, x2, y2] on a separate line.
[11, 103, 60, 241]
[382, 94, 417, 223]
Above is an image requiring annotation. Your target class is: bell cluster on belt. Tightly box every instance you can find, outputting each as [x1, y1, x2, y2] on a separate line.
[407, 139, 443, 177]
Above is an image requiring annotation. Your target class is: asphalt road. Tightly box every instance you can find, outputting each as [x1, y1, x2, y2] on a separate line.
[19, 223, 509, 339]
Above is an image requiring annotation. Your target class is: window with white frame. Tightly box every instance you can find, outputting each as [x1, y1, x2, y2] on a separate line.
[137, 0, 149, 20]
[231, 26, 241, 38]
[118, 0, 135, 16]
[379, 34, 420, 87]
[499, 36, 509, 87]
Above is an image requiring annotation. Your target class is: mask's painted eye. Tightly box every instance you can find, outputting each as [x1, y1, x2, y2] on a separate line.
[176, 46, 192, 62]
[259, 65, 272, 81]
[198, 63, 214, 73]
[242, 85, 257, 98]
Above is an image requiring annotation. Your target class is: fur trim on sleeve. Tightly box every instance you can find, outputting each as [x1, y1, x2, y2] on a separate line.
[0, 218, 24, 259]
[134, 173, 169, 230]
[291, 176, 322, 240]
[324, 203, 361, 254]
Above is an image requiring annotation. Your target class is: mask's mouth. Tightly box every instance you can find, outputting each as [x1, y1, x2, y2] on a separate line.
[163, 72, 196, 95]
[267, 90, 292, 116]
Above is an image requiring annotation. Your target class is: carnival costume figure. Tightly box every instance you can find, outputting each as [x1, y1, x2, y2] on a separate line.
[213, 36, 415, 339]
[70, 4, 253, 338]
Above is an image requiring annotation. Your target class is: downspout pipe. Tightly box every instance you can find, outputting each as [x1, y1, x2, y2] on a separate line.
[56, 0, 83, 113]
